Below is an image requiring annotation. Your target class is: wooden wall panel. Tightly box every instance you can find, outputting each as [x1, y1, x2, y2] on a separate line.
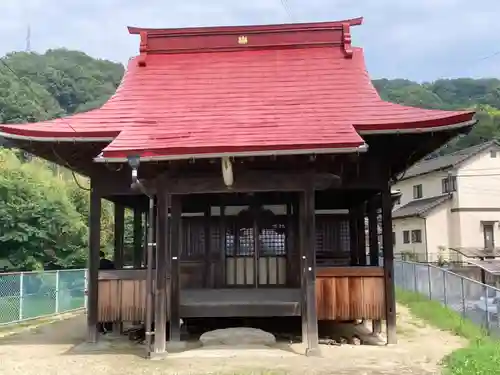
[98, 280, 120, 322]
[316, 267, 385, 320]
[121, 280, 146, 321]
[98, 279, 165, 322]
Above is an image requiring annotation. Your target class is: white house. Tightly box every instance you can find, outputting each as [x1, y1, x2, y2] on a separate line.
[392, 140, 500, 262]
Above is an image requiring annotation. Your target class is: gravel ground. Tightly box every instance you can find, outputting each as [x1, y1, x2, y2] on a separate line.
[0, 305, 465, 375]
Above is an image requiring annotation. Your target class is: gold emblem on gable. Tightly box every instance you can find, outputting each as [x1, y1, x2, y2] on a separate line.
[238, 35, 248, 45]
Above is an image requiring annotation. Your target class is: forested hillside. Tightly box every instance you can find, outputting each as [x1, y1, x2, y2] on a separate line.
[0, 49, 499, 270]
[373, 78, 500, 153]
[0, 50, 125, 271]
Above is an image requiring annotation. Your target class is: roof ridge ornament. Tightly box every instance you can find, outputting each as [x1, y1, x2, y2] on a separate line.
[341, 23, 353, 59]
[138, 31, 148, 67]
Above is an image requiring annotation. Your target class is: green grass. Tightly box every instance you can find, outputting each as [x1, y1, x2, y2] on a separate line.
[396, 288, 500, 375]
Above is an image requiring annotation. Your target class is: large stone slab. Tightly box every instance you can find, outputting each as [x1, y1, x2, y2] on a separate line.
[199, 327, 276, 347]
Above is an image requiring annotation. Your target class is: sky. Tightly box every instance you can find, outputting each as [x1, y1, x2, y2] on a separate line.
[0, 0, 499, 82]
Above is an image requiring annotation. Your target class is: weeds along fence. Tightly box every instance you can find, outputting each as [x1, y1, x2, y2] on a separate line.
[0, 269, 87, 325]
[395, 260, 500, 336]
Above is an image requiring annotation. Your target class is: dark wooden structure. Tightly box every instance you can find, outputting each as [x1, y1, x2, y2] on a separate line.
[0, 18, 476, 358]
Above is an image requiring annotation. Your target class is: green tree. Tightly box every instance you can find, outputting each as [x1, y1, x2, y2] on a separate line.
[0, 150, 88, 270]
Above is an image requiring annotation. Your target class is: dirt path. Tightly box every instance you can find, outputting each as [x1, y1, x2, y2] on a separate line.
[0, 305, 465, 375]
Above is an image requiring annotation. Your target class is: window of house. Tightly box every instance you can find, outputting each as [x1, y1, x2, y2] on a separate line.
[413, 184, 423, 199]
[442, 176, 457, 193]
[403, 230, 410, 244]
[491, 150, 497, 158]
[392, 232, 396, 246]
[411, 229, 422, 243]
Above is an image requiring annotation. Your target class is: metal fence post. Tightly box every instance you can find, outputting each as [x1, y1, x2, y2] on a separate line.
[413, 262, 418, 293]
[442, 268, 448, 306]
[55, 270, 60, 314]
[460, 277, 466, 319]
[19, 272, 24, 321]
[427, 264, 432, 300]
[484, 284, 491, 333]
[84, 269, 88, 310]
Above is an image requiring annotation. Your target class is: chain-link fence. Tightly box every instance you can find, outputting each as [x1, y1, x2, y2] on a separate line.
[0, 269, 87, 325]
[395, 260, 500, 336]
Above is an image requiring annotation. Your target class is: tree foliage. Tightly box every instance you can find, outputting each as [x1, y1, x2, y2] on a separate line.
[0, 49, 123, 270]
[373, 78, 500, 154]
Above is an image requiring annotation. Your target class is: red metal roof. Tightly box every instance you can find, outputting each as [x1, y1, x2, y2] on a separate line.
[0, 19, 475, 162]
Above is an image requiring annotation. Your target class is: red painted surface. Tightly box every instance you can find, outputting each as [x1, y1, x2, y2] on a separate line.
[127, 19, 362, 57]
[0, 19, 475, 161]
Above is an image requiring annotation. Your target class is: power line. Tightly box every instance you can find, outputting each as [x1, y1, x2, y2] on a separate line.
[279, 0, 295, 22]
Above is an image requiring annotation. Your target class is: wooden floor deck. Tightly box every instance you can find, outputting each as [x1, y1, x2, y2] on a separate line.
[180, 288, 301, 317]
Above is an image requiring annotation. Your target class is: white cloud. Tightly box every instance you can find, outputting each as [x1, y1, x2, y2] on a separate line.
[0, 0, 499, 81]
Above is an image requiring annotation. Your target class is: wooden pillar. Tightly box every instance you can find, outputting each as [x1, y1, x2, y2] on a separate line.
[356, 203, 367, 266]
[382, 187, 397, 344]
[292, 195, 300, 287]
[153, 191, 169, 356]
[87, 180, 101, 343]
[142, 211, 148, 266]
[144, 197, 155, 357]
[218, 200, 226, 287]
[169, 194, 182, 342]
[113, 203, 125, 268]
[285, 200, 294, 286]
[133, 207, 143, 268]
[299, 186, 320, 356]
[203, 204, 211, 288]
[112, 203, 125, 334]
[153, 199, 158, 269]
[367, 194, 382, 335]
[367, 195, 380, 267]
[349, 206, 359, 265]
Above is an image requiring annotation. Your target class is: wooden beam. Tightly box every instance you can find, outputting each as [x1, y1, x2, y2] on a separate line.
[316, 267, 384, 277]
[153, 191, 169, 356]
[87, 179, 101, 343]
[169, 194, 182, 342]
[157, 171, 341, 195]
[299, 186, 320, 356]
[133, 207, 143, 268]
[381, 186, 397, 344]
[113, 204, 125, 268]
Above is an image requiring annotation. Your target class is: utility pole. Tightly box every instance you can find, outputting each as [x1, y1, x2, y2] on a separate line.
[26, 25, 31, 52]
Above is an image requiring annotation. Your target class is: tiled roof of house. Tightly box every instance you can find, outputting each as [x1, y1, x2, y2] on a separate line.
[400, 141, 500, 180]
[392, 194, 451, 219]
